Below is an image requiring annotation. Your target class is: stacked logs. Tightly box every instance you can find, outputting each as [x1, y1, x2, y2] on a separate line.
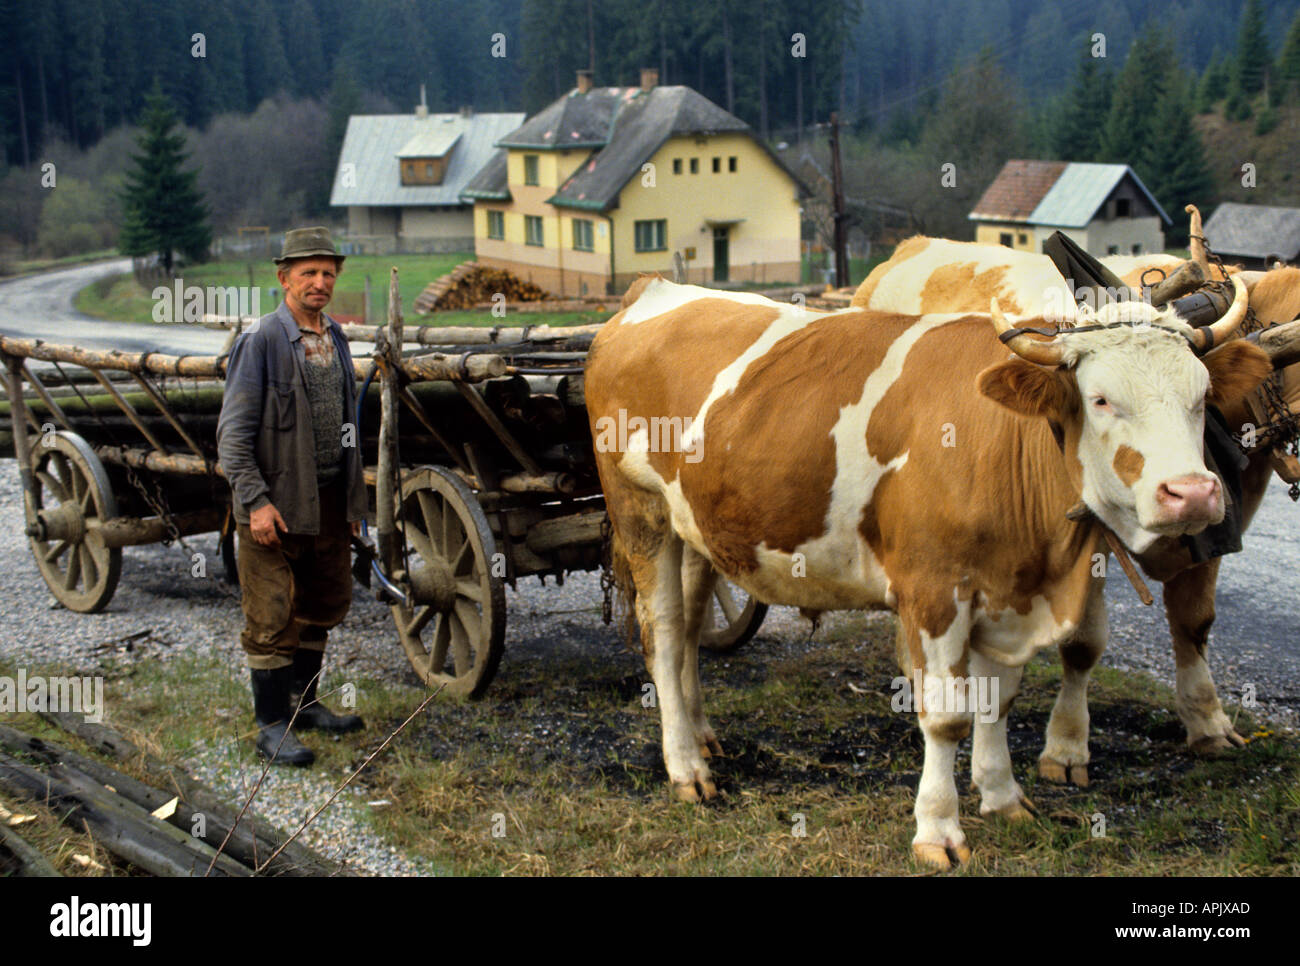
[414, 262, 552, 313]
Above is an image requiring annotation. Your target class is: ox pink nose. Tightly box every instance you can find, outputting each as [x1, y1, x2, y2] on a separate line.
[1156, 476, 1220, 521]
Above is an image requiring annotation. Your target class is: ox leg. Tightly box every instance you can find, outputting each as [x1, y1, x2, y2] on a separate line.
[632, 534, 716, 802]
[969, 653, 1033, 820]
[1039, 583, 1105, 787]
[904, 600, 975, 869]
[680, 546, 722, 758]
[1164, 559, 1244, 756]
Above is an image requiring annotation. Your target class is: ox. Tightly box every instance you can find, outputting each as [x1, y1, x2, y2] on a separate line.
[856, 231, 1300, 776]
[585, 273, 1266, 866]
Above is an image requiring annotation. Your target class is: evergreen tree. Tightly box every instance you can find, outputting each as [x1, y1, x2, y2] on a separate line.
[1234, 0, 1269, 96]
[1051, 39, 1113, 162]
[1100, 28, 1177, 165]
[118, 85, 211, 273]
[1196, 51, 1230, 112]
[1139, 76, 1213, 247]
[1277, 8, 1300, 101]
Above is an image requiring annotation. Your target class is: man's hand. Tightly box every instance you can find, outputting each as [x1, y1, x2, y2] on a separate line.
[351, 520, 361, 537]
[250, 503, 289, 547]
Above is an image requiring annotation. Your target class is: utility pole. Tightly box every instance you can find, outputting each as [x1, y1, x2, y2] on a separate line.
[830, 112, 849, 288]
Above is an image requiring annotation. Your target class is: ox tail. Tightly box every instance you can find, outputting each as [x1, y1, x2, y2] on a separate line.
[608, 525, 642, 651]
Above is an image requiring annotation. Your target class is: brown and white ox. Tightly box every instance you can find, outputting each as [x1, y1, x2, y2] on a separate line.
[855, 234, 1300, 778]
[585, 273, 1267, 866]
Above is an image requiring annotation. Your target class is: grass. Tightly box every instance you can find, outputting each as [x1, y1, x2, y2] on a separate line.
[1, 609, 1296, 876]
[72, 252, 613, 328]
[0, 249, 123, 280]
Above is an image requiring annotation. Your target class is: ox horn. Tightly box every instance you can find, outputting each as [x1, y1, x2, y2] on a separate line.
[991, 299, 1066, 367]
[1187, 274, 1248, 353]
[1186, 204, 1210, 272]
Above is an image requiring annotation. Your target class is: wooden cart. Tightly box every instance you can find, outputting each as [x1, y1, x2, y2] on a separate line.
[0, 272, 766, 698]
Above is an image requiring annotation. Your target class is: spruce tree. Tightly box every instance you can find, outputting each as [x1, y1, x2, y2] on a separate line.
[1277, 9, 1300, 100]
[1051, 40, 1113, 162]
[1100, 28, 1176, 166]
[1196, 52, 1230, 112]
[1235, 0, 1269, 97]
[1141, 76, 1213, 248]
[118, 84, 211, 274]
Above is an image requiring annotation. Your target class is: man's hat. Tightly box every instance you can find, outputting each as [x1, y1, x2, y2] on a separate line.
[274, 226, 345, 267]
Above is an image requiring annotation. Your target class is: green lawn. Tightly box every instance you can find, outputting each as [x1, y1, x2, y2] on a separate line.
[73, 252, 613, 328]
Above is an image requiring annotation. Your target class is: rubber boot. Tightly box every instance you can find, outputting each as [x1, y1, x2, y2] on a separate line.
[289, 648, 363, 733]
[250, 667, 315, 765]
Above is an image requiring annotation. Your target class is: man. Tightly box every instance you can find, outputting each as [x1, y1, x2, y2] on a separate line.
[217, 227, 369, 765]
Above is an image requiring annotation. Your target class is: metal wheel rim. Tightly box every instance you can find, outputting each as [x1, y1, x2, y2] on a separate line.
[699, 572, 767, 653]
[390, 466, 505, 698]
[26, 431, 122, 613]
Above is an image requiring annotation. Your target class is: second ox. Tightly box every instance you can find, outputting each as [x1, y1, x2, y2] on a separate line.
[585, 273, 1267, 867]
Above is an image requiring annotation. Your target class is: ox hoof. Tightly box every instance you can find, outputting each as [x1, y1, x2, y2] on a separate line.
[699, 737, 724, 759]
[672, 778, 718, 803]
[1039, 757, 1088, 787]
[1190, 732, 1245, 757]
[987, 796, 1037, 822]
[912, 841, 971, 870]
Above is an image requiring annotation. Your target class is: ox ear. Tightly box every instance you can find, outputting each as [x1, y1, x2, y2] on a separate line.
[1202, 341, 1273, 406]
[978, 359, 1075, 419]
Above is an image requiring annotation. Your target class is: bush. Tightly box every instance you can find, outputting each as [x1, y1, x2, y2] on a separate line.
[1255, 105, 1279, 135]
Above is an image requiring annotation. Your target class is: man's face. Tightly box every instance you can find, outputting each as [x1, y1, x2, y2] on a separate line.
[278, 256, 340, 313]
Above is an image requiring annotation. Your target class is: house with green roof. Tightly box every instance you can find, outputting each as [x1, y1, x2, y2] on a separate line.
[461, 69, 804, 295]
[970, 160, 1171, 256]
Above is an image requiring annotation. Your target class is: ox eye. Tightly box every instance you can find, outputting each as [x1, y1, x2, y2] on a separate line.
[1092, 396, 1110, 410]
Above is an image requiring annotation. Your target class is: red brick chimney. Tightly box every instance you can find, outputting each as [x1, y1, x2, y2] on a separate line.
[576, 70, 593, 94]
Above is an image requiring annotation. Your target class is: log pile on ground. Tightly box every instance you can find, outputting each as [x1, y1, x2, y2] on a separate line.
[414, 262, 553, 313]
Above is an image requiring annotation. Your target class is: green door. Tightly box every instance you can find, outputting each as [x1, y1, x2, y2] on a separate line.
[712, 228, 729, 282]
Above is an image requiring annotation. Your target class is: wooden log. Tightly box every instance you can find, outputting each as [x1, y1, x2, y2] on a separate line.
[0, 750, 244, 877]
[0, 822, 62, 876]
[1247, 318, 1300, 370]
[499, 471, 577, 495]
[376, 268, 403, 574]
[1148, 260, 1205, 305]
[403, 352, 507, 383]
[95, 445, 222, 477]
[37, 711, 337, 876]
[0, 724, 290, 875]
[525, 509, 606, 554]
[94, 508, 227, 548]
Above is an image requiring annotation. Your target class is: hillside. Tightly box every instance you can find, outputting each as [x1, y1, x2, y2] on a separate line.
[1196, 101, 1300, 210]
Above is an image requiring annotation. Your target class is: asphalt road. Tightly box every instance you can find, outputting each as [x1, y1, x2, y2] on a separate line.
[1, 260, 1296, 730]
[0, 258, 227, 354]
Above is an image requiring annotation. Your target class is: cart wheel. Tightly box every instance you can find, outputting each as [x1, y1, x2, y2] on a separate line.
[26, 431, 122, 613]
[390, 466, 506, 698]
[699, 573, 767, 653]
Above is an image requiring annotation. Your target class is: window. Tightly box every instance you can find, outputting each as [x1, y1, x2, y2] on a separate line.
[524, 154, 539, 186]
[634, 219, 666, 252]
[525, 215, 544, 246]
[425, 162, 434, 178]
[1018, 233, 1028, 245]
[1116, 198, 1131, 217]
[712, 157, 720, 173]
[999, 232, 1013, 248]
[573, 218, 594, 251]
[487, 210, 504, 240]
[1131, 243, 1142, 255]
[728, 156, 737, 172]
[689, 158, 699, 174]
[673, 158, 682, 174]
[1107, 244, 1119, 255]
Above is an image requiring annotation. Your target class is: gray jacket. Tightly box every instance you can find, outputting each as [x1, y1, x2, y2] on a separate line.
[216, 301, 369, 533]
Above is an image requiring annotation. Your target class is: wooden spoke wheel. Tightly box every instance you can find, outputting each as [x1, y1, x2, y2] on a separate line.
[390, 466, 505, 698]
[699, 572, 767, 653]
[25, 431, 122, 613]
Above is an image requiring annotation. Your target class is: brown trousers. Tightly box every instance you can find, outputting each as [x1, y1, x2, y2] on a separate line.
[238, 477, 353, 669]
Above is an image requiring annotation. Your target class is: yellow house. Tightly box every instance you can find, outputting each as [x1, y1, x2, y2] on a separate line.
[460, 69, 804, 295]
